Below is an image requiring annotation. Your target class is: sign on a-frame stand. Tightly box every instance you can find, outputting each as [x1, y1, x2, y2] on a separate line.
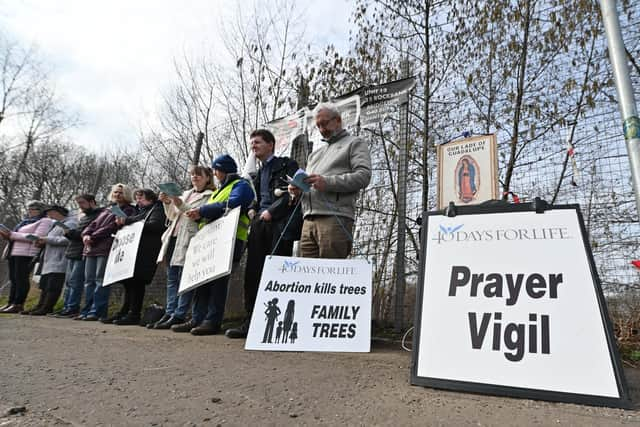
[411, 200, 631, 408]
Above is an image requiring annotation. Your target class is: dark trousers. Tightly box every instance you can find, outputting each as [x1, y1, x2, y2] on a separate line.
[9, 256, 33, 305]
[243, 218, 294, 314]
[41, 272, 65, 297]
[120, 278, 147, 318]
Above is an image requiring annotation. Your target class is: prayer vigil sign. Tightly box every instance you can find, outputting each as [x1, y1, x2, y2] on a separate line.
[411, 204, 630, 408]
[178, 207, 240, 294]
[245, 256, 372, 352]
[103, 221, 144, 286]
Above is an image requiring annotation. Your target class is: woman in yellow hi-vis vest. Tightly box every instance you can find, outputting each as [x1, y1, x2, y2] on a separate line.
[179, 154, 254, 335]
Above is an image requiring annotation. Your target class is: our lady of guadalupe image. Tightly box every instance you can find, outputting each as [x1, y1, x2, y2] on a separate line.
[456, 156, 479, 203]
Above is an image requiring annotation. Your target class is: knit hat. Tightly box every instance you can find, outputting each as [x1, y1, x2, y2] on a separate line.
[44, 205, 69, 216]
[211, 154, 238, 174]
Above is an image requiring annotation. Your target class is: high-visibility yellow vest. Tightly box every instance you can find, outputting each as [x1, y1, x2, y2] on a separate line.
[198, 179, 250, 241]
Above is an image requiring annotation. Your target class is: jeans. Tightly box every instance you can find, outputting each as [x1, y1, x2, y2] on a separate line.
[173, 288, 193, 320]
[63, 258, 85, 312]
[83, 256, 109, 318]
[165, 265, 182, 316]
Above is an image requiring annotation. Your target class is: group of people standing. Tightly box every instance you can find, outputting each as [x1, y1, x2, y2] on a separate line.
[0, 102, 372, 339]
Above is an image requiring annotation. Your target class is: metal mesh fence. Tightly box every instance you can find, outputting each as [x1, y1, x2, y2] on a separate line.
[346, 2, 640, 325]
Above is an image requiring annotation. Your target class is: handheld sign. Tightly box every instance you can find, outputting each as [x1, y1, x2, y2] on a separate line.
[178, 207, 240, 294]
[245, 256, 372, 352]
[158, 182, 183, 197]
[102, 221, 144, 286]
[411, 203, 630, 408]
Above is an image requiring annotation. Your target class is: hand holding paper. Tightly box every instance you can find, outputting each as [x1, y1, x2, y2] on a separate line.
[286, 169, 311, 192]
[110, 205, 128, 218]
[158, 182, 182, 197]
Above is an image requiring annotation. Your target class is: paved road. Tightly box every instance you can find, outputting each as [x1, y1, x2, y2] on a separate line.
[1, 315, 639, 426]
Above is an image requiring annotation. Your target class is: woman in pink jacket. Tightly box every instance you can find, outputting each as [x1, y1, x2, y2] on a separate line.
[0, 201, 53, 313]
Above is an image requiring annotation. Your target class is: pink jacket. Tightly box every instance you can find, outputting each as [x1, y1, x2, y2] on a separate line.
[9, 218, 54, 257]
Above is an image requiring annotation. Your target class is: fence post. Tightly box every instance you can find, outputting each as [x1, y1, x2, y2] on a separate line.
[394, 59, 411, 332]
[600, 0, 640, 218]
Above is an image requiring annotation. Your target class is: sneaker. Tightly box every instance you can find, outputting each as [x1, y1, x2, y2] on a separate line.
[73, 314, 86, 320]
[190, 320, 221, 336]
[171, 319, 197, 333]
[225, 318, 250, 339]
[84, 314, 99, 321]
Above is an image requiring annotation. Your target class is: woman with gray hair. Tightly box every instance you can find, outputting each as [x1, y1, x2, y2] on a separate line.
[0, 201, 52, 313]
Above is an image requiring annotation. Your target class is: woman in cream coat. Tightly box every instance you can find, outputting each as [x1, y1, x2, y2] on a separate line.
[150, 166, 215, 329]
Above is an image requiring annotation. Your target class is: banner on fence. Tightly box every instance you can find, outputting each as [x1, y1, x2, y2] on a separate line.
[103, 221, 144, 286]
[412, 205, 630, 408]
[245, 256, 372, 352]
[178, 207, 240, 294]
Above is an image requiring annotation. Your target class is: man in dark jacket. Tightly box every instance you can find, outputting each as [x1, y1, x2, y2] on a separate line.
[53, 194, 102, 317]
[226, 129, 302, 339]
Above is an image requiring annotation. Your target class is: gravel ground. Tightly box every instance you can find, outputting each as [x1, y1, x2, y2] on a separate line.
[1, 314, 639, 426]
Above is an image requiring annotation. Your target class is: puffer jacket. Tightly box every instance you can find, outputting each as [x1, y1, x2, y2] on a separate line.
[64, 207, 103, 260]
[9, 218, 53, 257]
[302, 129, 372, 220]
[41, 216, 78, 275]
[156, 188, 214, 266]
[81, 203, 136, 257]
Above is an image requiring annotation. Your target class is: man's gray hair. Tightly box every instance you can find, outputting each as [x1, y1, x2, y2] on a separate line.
[313, 102, 341, 120]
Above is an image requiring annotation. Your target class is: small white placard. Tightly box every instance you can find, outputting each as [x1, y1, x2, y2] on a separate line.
[178, 207, 240, 294]
[103, 221, 144, 286]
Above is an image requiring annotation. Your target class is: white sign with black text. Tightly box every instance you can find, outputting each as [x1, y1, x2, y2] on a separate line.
[412, 207, 629, 407]
[178, 207, 240, 294]
[245, 256, 372, 352]
[103, 221, 144, 286]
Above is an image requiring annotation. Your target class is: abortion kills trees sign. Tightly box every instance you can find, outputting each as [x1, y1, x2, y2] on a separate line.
[103, 221, 144, 286]
[411, 204, 630, 408]
[245, 256, 372, 352]
[178, 207, 240, 294]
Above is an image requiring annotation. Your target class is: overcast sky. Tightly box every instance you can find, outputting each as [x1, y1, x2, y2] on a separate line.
[0, 0, 351, 152]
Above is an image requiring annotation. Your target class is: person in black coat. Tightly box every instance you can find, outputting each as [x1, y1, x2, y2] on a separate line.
[226, 129, 302, 339]
[111, 189, 167, 325]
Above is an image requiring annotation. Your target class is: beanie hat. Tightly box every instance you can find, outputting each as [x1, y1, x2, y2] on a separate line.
[211, 154, 238, 174]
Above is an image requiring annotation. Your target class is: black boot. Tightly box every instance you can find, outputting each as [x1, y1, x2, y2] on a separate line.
[24, 290, 48, 315]
[32, 289, 61, 316]
[113, 313, 141, 326]
[225, 316, 251, 339]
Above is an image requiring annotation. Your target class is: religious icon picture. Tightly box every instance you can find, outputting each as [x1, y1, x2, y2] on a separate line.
[437, 134, 498, 209]
[455, 156, 480, 204]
